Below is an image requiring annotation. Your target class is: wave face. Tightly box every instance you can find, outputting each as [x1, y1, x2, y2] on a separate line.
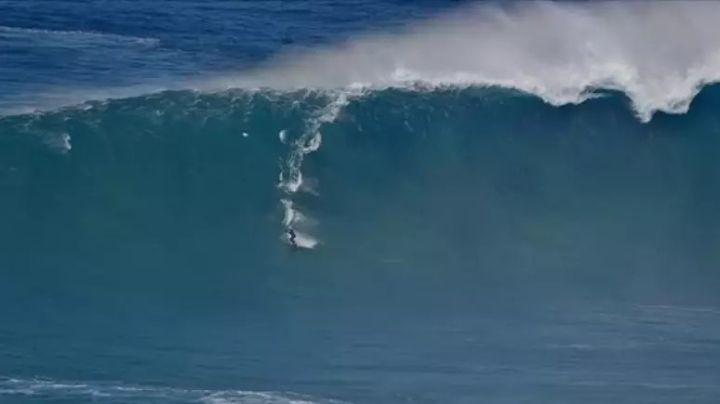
[2, 86, 720, 290]
[3, 80, 720, 404]
[3, 86, 720, 403]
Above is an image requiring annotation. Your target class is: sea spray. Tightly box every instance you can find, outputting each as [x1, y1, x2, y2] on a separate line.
[208, 1, 720, 122]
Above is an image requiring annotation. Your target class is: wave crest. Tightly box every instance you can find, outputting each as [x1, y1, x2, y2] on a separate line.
[210, 1, 720, 122]
[4, 2, 720, 122]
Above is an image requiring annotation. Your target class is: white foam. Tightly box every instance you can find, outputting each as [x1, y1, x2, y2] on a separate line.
[0, 25, 159, 46]
[281, 199, 297, 228]
[208, 1, 720, 122]
[201, 391, 314, 404]
[293, 232, 318, 249]
[277, 91, 356, 194]
[280, 199, 319, 249]
[0, 376, 344, 403]
[6, 2, 720, 121]
[34, 131, 73, 154]
[275, 92, 359, 246]
[61, 133, 72, 152]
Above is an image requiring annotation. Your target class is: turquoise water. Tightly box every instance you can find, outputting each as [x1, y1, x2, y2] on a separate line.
[2, 2, 720, 403]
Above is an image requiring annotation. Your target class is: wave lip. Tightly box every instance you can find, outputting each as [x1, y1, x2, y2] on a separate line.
[4, 2, 720, 122]
[206, 1, 720, 122]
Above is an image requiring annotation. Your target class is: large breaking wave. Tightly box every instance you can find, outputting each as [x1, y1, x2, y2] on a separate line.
[5, 1, 720, 121]
[2, 1, 720, 291]
[2, 84, 720, 289]
[206, 1, 720, 122]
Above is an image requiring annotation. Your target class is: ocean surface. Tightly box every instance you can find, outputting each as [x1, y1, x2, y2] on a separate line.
[2, 1, 720, 403]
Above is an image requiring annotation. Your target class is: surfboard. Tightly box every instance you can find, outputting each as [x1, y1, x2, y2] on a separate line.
[284, 230, 318, 249]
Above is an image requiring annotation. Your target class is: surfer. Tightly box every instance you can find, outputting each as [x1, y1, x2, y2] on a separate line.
[287, 228, 298, 247]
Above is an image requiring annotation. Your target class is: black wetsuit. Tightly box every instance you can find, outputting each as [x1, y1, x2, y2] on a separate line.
[288, 228, 297, 247]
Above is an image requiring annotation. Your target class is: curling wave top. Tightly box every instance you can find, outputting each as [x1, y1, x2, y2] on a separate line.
[206, 1, 720, 122]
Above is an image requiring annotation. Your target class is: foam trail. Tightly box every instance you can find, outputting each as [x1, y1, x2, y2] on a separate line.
[278, 91, 354, 194]
[277, 91, 357, 246]
[212, 1, 720, 121]
[281, 199, 297, 228]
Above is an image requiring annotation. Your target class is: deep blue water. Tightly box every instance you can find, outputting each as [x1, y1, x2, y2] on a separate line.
[2, 1, 720, 403]
[0, 0, 456, 113]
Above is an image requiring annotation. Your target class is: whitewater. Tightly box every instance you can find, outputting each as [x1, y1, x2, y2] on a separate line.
[4, 2, 720, 121]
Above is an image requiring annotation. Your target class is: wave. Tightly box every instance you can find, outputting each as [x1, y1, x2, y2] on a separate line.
[197, 1, 720, 122]
[0, 376, 345, 404]
[0, 88, 355, 247]
[2, 83, 720, 279]
[4, 2, 720, 122]
[0, 24, 160, 46]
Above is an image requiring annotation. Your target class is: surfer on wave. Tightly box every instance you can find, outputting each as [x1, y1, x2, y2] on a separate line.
[287, 227, 298, 248]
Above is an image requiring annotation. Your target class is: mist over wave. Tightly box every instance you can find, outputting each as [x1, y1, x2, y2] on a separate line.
[208, 1, 720, 121]
[3, 1, 720, 122]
